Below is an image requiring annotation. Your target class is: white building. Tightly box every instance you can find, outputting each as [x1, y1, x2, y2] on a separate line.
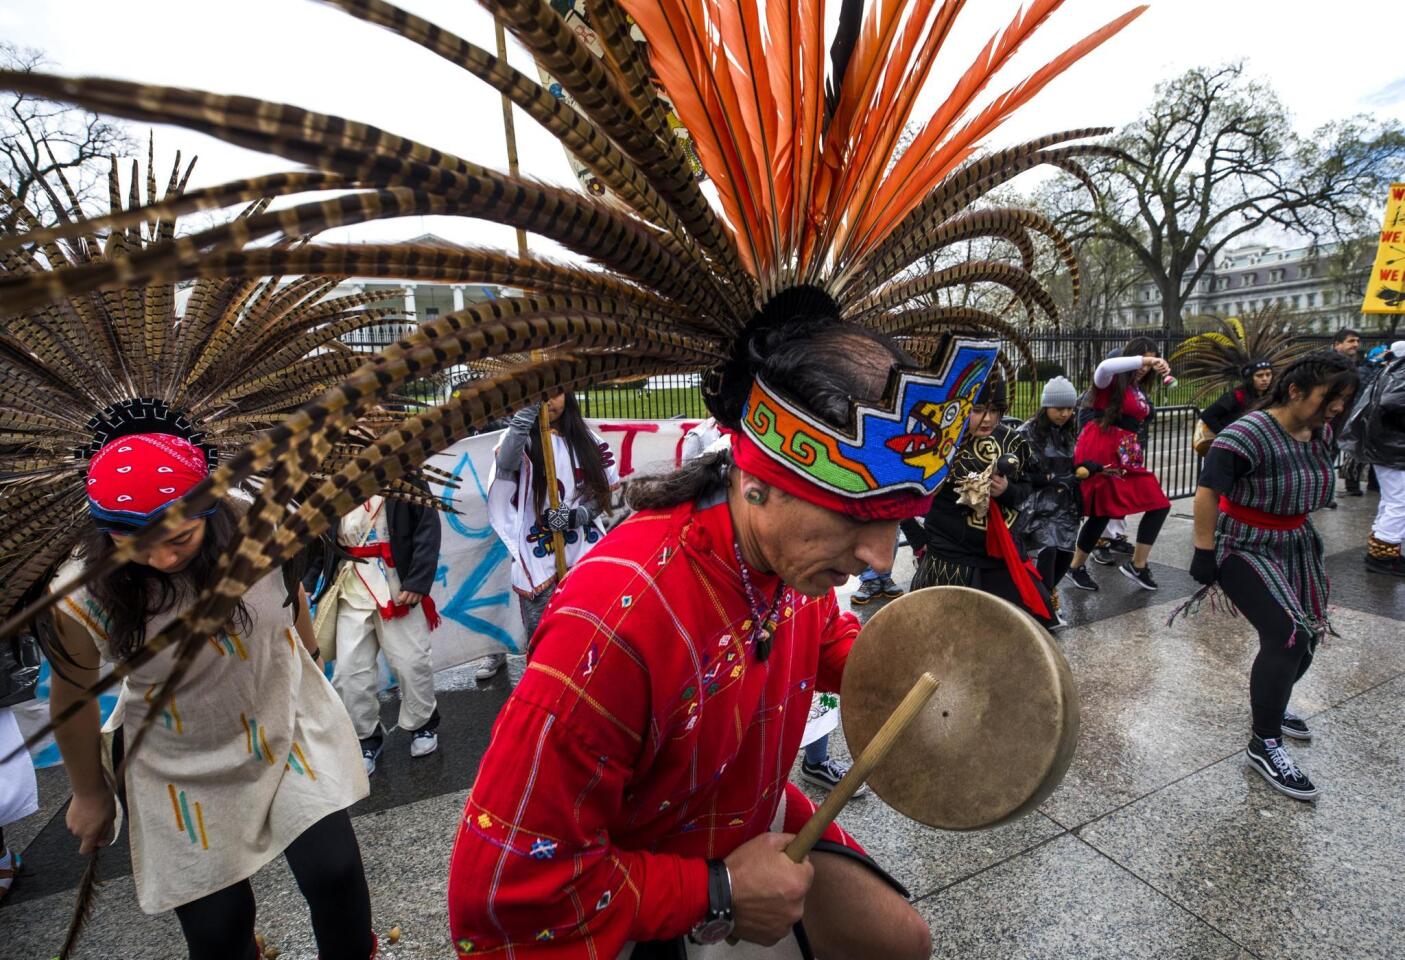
[1114, 240, 1381, 333]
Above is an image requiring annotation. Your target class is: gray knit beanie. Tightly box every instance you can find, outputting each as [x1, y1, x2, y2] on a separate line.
[1041, 375, 1078, 408]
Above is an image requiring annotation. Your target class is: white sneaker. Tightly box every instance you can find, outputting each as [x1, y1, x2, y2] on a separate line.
[475, 653, 507, 682]
[410, 728, 439, 758]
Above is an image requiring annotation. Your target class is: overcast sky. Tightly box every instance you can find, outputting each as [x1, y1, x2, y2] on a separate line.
[4, 0, 1403, 255]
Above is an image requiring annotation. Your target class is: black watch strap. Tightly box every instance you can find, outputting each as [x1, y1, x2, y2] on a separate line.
[687, 859, 734, 944]
[706, 859, 732, 917]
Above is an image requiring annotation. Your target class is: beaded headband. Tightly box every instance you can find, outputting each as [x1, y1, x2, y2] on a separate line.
[739, 337, 998, 501]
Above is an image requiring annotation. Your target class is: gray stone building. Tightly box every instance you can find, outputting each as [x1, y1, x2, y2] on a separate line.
[1115, 240, 1386, 334]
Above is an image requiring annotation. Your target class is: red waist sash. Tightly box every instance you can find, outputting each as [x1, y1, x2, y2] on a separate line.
[342, 542, 441, 630]
[346, 542, 394, 562]
[1219, 496, 1307, 531]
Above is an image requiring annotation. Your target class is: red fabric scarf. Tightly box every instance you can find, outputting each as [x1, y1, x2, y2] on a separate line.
[984, 505, 1051, 619]
[344, 542, 442, 630]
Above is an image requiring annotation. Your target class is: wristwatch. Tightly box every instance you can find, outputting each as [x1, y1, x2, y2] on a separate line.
[687, 860, 734, 944]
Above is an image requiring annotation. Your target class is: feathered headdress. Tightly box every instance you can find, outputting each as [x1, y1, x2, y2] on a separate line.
[0, 138, 451, 620]
[1171, 307, 1316, 404]
[0, 0, 1145, 772]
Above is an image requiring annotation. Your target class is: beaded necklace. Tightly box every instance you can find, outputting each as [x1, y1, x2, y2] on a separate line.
[733, 543, 785, 661]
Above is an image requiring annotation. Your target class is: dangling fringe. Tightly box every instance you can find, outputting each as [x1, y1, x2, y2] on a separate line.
[1165, 583, 1239, 628]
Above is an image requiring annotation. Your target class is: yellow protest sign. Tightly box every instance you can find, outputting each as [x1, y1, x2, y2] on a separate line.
[1362, 183, 1405, 314]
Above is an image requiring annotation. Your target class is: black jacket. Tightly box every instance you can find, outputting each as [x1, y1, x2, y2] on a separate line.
[901, 423, 1036, 568]
[1200, 388, 1250, 434]
[304, 496, 442, 600]
[1342, 357, 1405, 469]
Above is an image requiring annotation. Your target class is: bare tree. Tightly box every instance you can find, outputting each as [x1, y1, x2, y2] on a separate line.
[1037, 230, 1144, 332]
[1044, 62, 1405, 332]
[1, 43, 131, 226]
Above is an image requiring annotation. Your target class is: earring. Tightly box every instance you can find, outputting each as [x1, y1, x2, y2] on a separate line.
[745, 488, 767, 505]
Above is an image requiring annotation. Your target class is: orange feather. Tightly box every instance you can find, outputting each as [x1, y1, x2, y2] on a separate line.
[868, 4, 1147, 246]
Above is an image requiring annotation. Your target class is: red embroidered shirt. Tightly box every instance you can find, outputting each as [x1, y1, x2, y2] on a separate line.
[447, 499, 858, 957]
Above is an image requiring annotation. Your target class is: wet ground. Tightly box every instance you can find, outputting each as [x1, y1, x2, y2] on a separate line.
[3, 492, 1401, 959]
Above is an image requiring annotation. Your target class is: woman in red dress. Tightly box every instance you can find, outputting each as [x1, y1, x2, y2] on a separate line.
[1065, 338, 1174, 592]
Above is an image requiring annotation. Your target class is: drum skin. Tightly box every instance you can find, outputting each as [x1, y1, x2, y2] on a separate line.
[841, 586, 1079, 831]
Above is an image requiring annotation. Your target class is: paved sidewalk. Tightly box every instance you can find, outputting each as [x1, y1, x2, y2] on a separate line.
[3, 494, 1401, 959]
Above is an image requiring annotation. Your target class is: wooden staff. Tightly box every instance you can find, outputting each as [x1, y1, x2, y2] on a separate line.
[497, 24, 562, 576]
[785, 672, 940, 860]
[538, 397, 569, 581]
[494, 20, 530, 259]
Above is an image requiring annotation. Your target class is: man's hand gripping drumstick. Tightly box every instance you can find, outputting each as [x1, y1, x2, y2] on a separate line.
[726, 673, 940, 945]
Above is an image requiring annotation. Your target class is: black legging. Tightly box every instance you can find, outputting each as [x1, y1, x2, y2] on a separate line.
[1218, 554, 1316, 741]
[1036, 547, 1074, 591]
[1075, 507, 1170, 555]
[172, 810, 374, 960]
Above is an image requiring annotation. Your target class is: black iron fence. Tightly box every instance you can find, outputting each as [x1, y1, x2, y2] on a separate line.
[345, 324, 1237, 498]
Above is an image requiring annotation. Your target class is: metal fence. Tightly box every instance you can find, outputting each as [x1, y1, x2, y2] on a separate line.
[1143, 405, 1203, 500]
[342, 324, 1224, 498]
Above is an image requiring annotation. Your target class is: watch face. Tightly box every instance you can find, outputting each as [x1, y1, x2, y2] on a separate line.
[692, 918, 734, 944]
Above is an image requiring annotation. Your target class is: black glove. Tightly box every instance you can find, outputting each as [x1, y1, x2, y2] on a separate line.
[545, 505, 591, 532]
[1189, 548, 1219, 586]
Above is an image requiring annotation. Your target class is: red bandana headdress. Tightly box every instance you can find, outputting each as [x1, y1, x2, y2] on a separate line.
[86, 432, 214, 532]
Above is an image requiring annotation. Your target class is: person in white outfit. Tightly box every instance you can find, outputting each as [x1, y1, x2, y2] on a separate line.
[484, 392, 620, 677]
[306, 493, 443, 775]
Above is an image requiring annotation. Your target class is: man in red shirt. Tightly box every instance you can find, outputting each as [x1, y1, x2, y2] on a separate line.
[449, 316, 998, 957]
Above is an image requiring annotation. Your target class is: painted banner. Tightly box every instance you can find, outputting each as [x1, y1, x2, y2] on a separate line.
[18, 417, 835, 762]
[1362, 182, 1405, 314]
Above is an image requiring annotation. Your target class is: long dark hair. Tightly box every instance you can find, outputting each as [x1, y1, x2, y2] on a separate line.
[1099, 336, 1158, 427]
[77, 501, 252, 662]
[1264, 350, 1358, 427]
[1027, 406, 1077, 452]
[626, 317, 907, 510]
[530, 392, 611, 515]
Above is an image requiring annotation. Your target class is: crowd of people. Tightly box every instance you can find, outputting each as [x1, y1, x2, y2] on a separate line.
[0, 321, 1399, 960]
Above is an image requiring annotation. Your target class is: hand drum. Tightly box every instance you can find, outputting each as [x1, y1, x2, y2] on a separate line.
[841, 586, 1079, 830]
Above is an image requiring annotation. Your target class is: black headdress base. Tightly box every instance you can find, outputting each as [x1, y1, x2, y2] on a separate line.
[80, 398, 218, 471]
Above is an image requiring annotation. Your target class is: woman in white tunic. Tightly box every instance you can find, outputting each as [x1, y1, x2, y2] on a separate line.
[48, 432, 373, 960]
[487, 392, 621, 662]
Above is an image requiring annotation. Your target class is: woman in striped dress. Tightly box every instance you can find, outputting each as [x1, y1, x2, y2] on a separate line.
[1185, 353, 1358, 801]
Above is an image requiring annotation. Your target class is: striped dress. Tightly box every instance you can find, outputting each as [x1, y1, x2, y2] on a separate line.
[1210, 411, 1335, 642]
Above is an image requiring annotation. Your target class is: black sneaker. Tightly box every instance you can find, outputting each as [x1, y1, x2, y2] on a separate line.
[1365, 554, 1405, 577]
[1246, 736, 1318, 801]
[1280, 710, 1311, 742]
[1344, 486, 1364, 497]
[880, 576, 904, 598]
[1090, 546, 1115, 566]
[1118, 561, 1158, 591]
[1109, 537, 1135, 557]
[850, 578, 885, 605]
[1066, 566, 1099, 591]
[1325, 500, 1338, 509]
[360, 729, 385, 777]
[800, 758, 868, 796]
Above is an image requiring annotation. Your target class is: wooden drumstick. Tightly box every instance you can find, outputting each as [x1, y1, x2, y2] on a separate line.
[784, 672, 940, 862]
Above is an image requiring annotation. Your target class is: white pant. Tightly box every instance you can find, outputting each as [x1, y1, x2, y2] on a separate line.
[1373, 466, 1405, 544]
[331, 602, 437, 739]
